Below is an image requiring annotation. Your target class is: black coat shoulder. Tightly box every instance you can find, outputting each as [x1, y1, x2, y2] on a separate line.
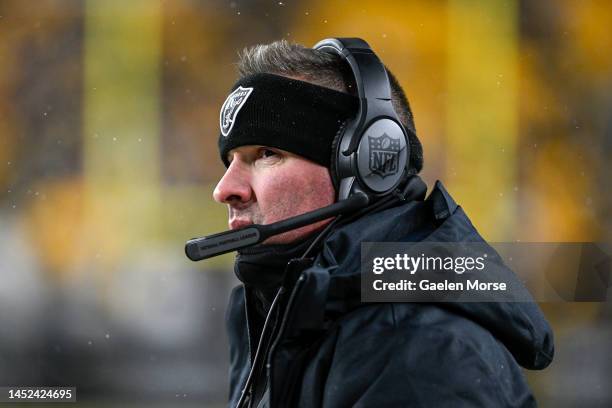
[317, 302, 536, 407]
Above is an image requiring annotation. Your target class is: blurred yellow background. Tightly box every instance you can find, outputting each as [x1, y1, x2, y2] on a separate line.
[0, 0, 610, 406]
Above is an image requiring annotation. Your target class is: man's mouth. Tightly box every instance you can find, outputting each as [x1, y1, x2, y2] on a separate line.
[229, 219, 253, 230]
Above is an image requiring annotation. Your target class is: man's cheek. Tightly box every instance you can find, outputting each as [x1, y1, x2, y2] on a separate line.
[256, 178, 289, 215]
[271, 193, 295, 221]
[256, 191, 282, 224]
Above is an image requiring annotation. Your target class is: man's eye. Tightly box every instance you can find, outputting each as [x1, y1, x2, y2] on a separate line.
[258, 149, 278, 159]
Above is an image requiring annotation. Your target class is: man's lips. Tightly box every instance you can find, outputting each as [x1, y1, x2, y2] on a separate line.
[229, 219, 254, 230]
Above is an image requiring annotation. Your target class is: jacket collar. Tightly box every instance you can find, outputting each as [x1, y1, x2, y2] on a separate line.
[284, 180, 459, 337]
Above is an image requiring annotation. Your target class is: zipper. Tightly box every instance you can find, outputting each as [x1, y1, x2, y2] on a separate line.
[239, 257, 317, 408]
[264, 272, 307, 407]
[239, 284, 287, 408]
[250, 298, 282, 407]
[243, 289, 254, 366]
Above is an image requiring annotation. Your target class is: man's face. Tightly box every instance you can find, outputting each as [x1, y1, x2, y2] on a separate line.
[213, 145, 336, 244]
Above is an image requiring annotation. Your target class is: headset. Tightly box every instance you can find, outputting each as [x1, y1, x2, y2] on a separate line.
[314, 37, 413, 202]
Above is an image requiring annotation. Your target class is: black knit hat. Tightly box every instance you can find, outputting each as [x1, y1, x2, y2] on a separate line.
[218, 73, 359, 167]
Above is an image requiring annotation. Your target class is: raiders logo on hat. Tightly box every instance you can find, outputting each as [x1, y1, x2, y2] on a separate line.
[220, 86, 253, 137]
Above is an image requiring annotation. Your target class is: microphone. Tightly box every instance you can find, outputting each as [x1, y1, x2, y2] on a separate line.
[185, 192, 370, 261]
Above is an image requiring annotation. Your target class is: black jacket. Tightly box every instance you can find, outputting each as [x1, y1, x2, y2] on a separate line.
[226, 181, 554, 408]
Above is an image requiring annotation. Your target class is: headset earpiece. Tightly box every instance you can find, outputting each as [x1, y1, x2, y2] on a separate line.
[328, 120, 347, 191]
[314, 37, 411, 202]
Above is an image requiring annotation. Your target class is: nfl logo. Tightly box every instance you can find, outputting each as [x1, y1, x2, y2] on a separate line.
[220, 86, 253, 137]
[368, 133, 401, 178]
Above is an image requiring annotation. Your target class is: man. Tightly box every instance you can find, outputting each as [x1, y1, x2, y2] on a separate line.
[213, 39, 554, 407]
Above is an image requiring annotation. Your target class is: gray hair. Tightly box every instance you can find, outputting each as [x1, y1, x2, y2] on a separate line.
[236, 40, 423, 174]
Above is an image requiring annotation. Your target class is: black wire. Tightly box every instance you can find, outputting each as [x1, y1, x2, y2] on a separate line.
[333, 192, 399, 230]
[300, 214, 345, 260]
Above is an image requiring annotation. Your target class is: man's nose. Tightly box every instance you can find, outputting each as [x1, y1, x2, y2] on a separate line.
[213, 161, 253, 205]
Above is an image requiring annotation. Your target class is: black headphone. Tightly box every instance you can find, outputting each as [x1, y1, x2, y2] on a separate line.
[314, 37, 414, 202]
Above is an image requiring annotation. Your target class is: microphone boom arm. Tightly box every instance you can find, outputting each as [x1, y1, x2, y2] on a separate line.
[185, 192, 369, 261]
